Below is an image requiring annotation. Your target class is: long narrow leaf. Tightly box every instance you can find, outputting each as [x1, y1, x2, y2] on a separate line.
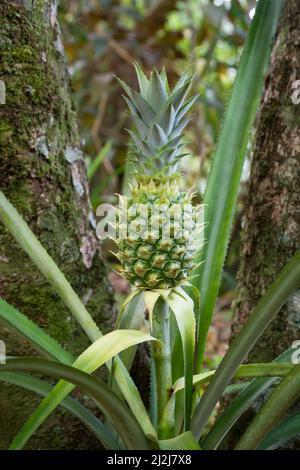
[201, 348, 295, 449]
[116, 288, 143, 328]
[258, 413, 300, 450]
[167, 288, 195, 431]
[0, 191, 156, 439]
[192, 0, 284, 371]
[159, 431, 201, 450]
[236, 362, 300, 449]
[87, 140, 112, 181]
[118, 292, 146, 371]
[9, 330, 155, 450]
[113, 357, 157, 439]
[191, 250, 300, 440]
[0, 358, 150, 450]
[173, 363, 294, 395]
[0, 297, 73, 364]
[170, 314, 184, 435]
[0, 191, 101, 342]
[0, 371, 122, 450]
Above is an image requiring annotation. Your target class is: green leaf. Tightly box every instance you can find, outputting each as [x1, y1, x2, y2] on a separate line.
[148, 123, 168, 147]
[236, 362, 300, 449]
[170, 314, 184, 435]
[174, 363, 294, 394]
[157, 102, 176, 136]
[172, 68, 194, 94]
[182, 283, 200, 337]
[159, 431, 201, 450]
[119, 78, 156, 125]
[0, 191, 156, 441]
[0, 371, 122, 450]
[144, 290, 161, 330]
[258, 413, 300, 450]
[116, 288, 144, 328]
[0, 358, 150, 450]
[191, 249, 300, 440]
[173, 371, 214, 394]
[192, 0, 284, 371]
[133, 62, 149, 98]
[160, 67, 169, 94]
[175, 95, 199, 124]
[146, 69, 168, 112]
[0, 191, 101, 343]
[87, 140, 112, 181]
[169, 82, 191, 113]
[73, 330, 154, 374]
[150, 356, 158, 429]
[8, 330, 155, 450]
[113, 357, 157, 439]
[0, 297, 73, 364]
[118, 292, 146, 371]
[166, 287, 195, 431]
[202, 348, 295, 450]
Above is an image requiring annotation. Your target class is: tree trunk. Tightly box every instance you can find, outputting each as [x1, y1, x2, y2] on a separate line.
[0, 0, 114, 449]
[227, 0, 300, 448]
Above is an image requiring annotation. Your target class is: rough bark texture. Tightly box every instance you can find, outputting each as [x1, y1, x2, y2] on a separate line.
[0, 0, 114, 449]
[226, 0, 300, 448]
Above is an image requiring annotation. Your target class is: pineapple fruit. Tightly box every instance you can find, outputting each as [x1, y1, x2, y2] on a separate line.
[115, 65, 201, 290]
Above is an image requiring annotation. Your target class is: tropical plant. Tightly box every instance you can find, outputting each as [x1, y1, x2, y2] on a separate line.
[1, 0, 300, 451]
[115, 64, 200, 291]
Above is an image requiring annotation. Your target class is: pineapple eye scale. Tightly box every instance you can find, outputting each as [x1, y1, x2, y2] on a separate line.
[136, 244, 155, 260]
[151, 253, 167, 269]
[145, 270, 162, 288]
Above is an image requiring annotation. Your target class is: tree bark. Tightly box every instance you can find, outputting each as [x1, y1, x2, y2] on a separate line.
[227, 0, 300, 448]
[0, 0, 114, 449]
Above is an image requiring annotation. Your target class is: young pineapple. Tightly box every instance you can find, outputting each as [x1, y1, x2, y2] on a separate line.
[115, 65, 201, 290]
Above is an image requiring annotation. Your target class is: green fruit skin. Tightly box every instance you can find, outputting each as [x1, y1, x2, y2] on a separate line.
[116, 182, 198, 289]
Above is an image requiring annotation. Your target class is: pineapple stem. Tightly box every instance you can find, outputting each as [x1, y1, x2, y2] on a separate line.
[151, 297, 174, 438]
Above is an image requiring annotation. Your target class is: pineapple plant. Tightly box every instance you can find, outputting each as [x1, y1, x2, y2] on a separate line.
[115, 65, 202, 290]
[1, 4, 295, 451]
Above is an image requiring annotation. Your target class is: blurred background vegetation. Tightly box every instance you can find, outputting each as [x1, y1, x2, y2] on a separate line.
[58, 0, 258, 366]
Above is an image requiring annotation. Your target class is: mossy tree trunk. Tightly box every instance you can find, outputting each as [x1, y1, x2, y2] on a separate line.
[0, 0, 114, 449]
[227, 0, 300, 448]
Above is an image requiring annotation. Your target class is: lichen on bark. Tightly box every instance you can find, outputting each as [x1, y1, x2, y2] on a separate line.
[0, 0, 114, 449]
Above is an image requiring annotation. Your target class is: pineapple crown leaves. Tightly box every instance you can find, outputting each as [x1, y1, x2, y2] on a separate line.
[116, 64, 199, 176]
